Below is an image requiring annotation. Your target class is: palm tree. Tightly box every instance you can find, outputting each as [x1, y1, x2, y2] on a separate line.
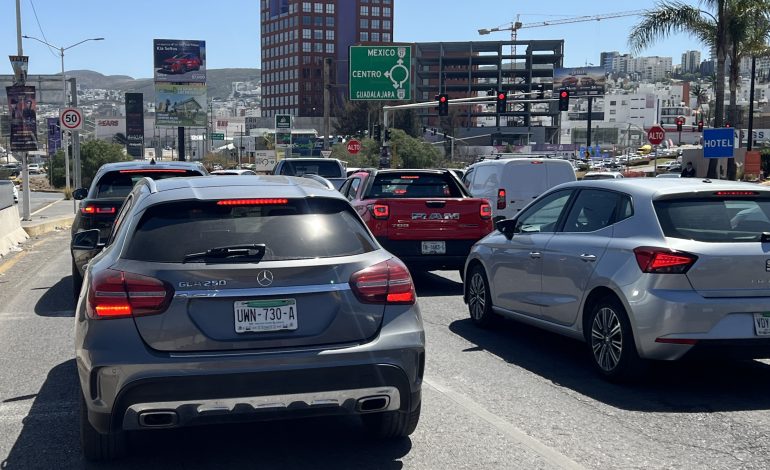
[691, 83, 708, 111]
[629, 0, 728, 178]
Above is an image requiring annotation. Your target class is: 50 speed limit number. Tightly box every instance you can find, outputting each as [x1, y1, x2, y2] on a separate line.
[60, 107, 83, 131]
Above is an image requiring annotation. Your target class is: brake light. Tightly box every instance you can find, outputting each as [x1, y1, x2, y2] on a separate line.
[217, 198, 289, 206]
[480, 203, 492, 219]
[119, 169, 187, 174]
[86, 269, 173, 319]
[497, 189, 506, 210]
[634, 247, 697, 274]
[370, 204, 389, 219]
[714, 191, 758, 196]
[80, 205, 116, 215]
[350, 258, 415, 305]
[530, 160, 544, 164]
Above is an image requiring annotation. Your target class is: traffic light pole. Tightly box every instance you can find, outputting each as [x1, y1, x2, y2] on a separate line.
[586, 97, 593, 148]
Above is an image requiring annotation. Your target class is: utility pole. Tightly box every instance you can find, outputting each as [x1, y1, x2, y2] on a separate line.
[323, 57, 331, 150]
[70, 78, 81, 189]
[15, 0, 31, 221]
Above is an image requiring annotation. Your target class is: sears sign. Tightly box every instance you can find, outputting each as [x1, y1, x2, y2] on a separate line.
[703, 128, 734, 158]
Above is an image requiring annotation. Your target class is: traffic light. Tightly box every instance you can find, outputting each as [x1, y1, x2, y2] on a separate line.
[535, 83, 544, 99]
[725, 122, 731, 128]
[558, 89, 570, 111]
[676, 121, 683, 132]
[496, 90, 507, 114]
[384, 128, 391, 141]
[437, 93, 449, 116]
[697, 120, 704, 132]
[373, 124, 381, 141]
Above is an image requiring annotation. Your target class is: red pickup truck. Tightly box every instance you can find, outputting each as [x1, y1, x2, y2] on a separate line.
[340, 169, 493, 273]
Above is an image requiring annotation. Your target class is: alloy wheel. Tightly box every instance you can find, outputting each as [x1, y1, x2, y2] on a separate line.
[591, 307, 623, 372]
[468, 272, 486, 321]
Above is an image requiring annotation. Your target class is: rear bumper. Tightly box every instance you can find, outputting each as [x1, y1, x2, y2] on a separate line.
[377, 238, 477, 271]
[86, 363, 420, 434]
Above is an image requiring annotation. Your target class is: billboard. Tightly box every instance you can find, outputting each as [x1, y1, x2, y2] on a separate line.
[155, 83, 207, 127]
[6, 85, 37, 151]
[47, 117, 60, 156]
[125, 93, 144, 158]
[554, 67, 606, 96]
[153, 39, 206, 83]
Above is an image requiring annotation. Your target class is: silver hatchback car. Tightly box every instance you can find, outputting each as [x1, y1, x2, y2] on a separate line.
[73, 175, 424, 461]
[464, 178, 770, 381]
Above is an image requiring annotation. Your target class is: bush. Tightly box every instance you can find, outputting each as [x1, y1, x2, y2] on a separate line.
[49, 141, 131, 188]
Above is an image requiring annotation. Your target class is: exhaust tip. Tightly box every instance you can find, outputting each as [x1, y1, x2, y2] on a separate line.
[138, 411, 178, 428]
[357, 395, 390, 413]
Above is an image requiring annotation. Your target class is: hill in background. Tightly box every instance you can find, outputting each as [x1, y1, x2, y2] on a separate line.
[67, 68, 261, 102]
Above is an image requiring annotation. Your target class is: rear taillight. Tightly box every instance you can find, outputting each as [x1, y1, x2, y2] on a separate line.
[369, 204, 390, 220]
[634, 247, 697, 274]
[86, 269, 173, 319]
[80, 204, 115, 215]
[497, 189, 506, 210]
[480, 203, 492, 219]
[350, 258, 415, 305]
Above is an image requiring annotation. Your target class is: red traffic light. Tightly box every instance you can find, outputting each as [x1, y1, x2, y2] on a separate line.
[497, 93, 506, 100]
[439, 95, 447, 103]
[560, 91, 568, 99]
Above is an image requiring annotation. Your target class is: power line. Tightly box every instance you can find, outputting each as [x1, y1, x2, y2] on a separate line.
[27, 0, 58, 58]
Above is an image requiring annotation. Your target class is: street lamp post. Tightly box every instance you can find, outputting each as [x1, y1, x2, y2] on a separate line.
[21, 35, 103, 198]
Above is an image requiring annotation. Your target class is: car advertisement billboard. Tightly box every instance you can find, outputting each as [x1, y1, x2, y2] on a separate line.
[155, 83, 207, 127]
[153, 39, 206, 83]
[554, 67, 606, 96]
[6, 85, 37, 151]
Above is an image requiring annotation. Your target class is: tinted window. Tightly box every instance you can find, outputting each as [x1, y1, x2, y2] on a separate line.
[368, 172, 464, 198]
[655, 197, 770, 242]
[563, 190, 622, 233]
[124, 198, 377, 262]
[95, 170, 203, 198]
[277, 160, 342, 178]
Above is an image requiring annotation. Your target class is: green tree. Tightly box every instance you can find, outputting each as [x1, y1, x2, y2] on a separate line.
[334, 100, 377, 137]
[387, 129, 441, 169]
[49, 140, 130, 188]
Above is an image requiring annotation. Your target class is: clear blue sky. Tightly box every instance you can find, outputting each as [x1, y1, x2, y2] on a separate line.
[3, 0, 706, 79]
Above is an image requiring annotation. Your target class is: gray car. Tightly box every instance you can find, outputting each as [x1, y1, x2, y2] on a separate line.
[463, 178, 770, 381]
[73, 175, 424, 461]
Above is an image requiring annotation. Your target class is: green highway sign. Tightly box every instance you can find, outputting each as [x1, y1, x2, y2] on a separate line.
[349, 45, 411, 101]
[275, 114, 292, 129]
[211, 133, 224, 140]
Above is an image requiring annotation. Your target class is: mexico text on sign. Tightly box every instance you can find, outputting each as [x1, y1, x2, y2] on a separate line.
[349, 45, 411, 101]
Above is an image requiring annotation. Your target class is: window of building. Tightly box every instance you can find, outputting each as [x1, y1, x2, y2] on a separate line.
[360, 31, 368, 42]
[314, 16, 323, 26]
[314, 2, 323, 13]
[371, 32, 380, 42]
[382, 32, 391, 42]
[383, 7, 391, 16]
[360, 6, 369, 15]
[372, 19, 380, 29]
[314, 29, 323, 39]
[360, 18, 368, 28]
[325, 30, 334, 40]
[302, 2, 310, 12]
[302, 15, 311, 25]
[326, 43, 334, 53]
[326, 3, 334, 13]
[326, 16, 334, 27]
[372, 6, 380, 16]
[303, 28, 311, 39]
[314, 42, 323, 53]
[383, 19, 391, 29]
[610, 100, 616, 105]
[303, 42, 311, 52]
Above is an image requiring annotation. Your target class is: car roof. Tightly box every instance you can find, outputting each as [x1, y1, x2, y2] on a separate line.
[97, 160, 205, 171]
[139, 175, 344, 201]
[557, 178, 770, 198]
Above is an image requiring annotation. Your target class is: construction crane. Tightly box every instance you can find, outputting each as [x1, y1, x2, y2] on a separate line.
[478, 10, 647, 40]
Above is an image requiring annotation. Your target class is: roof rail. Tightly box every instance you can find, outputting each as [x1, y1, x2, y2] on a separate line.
[139, 176, 158, 194]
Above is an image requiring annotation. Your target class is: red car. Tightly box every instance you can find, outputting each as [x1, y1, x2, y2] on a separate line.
[162, 53, 202, 74]
[340, 169, 494, 273]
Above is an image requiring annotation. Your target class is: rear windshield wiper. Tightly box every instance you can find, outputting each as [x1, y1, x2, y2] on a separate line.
[183, 244, 266, 263]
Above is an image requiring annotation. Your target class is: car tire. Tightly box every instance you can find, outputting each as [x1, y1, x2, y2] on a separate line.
[72, 259, 83, 301]
[80, 393, 126, 462]
[467, 264, 497, 328]
[587, 296, 646, 382]
[362, 402, 421, 439]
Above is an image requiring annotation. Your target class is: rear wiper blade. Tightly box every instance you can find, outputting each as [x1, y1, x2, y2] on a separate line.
[183, 244, 266, 263]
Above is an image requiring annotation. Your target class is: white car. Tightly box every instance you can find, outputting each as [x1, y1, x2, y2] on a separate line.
[583, 171, 624, 180]
[27, 163, 41, 174]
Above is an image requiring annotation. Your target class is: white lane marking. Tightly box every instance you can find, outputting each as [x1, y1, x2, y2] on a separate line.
[424, 377, 587, 470]
[30, 198, 63, 217]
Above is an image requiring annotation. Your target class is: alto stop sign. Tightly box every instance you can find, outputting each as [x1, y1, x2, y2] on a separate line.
[647, 125, 666, 145]
[346, 139, 361, 154]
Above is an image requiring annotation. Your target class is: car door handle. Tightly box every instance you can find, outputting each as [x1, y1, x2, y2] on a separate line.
[580, 254, 597, 262]
[530, 252, 542, 259]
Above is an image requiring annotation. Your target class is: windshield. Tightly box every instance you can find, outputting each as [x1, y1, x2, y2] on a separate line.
[278, 161, 342, 178]
[655, 197, 770, 242]
[94, 169, 203, 198]
[124, 198, 377, 262]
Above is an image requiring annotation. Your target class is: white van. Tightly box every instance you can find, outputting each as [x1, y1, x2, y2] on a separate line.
[462, 157, 576, 220]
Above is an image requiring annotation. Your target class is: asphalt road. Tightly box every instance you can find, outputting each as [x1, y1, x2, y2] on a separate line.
[1, 231, 769, 469]
[17, 190, 64, 215]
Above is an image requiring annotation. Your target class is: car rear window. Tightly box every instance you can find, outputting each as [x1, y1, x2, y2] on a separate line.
[367, 172, 465, 198]
[655, 197, 770, 242]
[277, 161, 342, 178]
[95, 169, 203, 198]
[124, 198, 377, 262]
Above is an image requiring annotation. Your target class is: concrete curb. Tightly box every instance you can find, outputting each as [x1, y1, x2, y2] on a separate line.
[0, 206, 29, 258]
[22, 215, 74, 238]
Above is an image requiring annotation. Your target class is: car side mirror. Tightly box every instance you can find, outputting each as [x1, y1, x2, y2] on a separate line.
[73, 188, 88, 200]
[496, 219, 517, 240]
[71, 229, 102, 250]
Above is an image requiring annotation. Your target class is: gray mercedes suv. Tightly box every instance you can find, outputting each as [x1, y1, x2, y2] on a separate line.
[73, 175, 424, 461]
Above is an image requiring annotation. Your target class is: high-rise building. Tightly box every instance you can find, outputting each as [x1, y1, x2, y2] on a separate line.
[681, 50, 701, 74]
[600, 51, 620, 71]
[259, 0, 394, 118]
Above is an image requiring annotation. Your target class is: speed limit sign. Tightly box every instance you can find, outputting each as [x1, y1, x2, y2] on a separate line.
[60, 107, 83, 131]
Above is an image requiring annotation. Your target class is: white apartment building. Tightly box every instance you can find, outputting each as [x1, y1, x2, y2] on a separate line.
[681, 50, 701, 74]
